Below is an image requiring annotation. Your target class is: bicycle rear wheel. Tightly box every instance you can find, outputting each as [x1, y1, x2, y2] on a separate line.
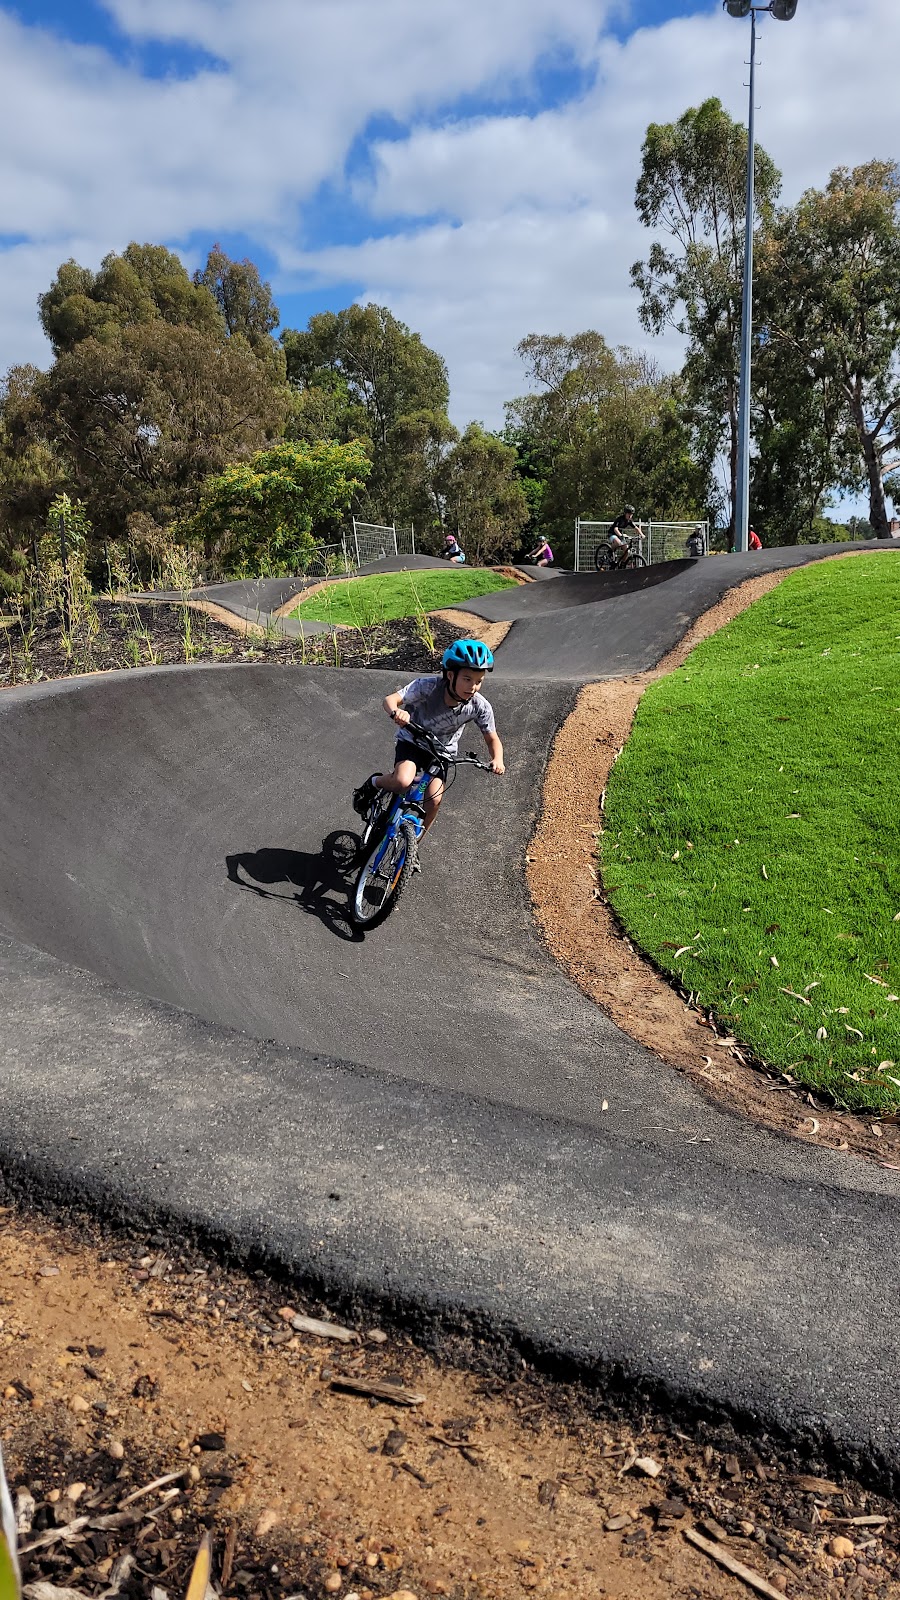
[352, 819, 418, 928]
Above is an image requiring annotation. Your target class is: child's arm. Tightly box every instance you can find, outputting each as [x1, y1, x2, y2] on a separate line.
[383, 689, 412, 727]
[483, 729, 505, 775]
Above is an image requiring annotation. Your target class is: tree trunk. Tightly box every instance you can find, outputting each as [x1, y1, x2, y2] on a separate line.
[849, 395, 890, 535]
[727, 391, 739, 545]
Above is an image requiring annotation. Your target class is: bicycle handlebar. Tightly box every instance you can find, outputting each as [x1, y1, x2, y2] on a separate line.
[405, 719, 493, 772]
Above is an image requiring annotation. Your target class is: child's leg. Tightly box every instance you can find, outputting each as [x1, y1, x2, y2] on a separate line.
[421, 773, 445, 834]
[375, 758, 417, 795]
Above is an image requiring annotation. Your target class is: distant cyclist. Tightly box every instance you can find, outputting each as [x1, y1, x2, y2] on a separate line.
[444, 532, 466, 564]
[524, 538, 554, 567]
[607, 504, 641, 567]
[353, 639, 505, 859]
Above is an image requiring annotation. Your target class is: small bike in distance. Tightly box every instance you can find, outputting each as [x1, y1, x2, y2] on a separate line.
[351, 722, 492, 928]
[594, 533, 647, 571]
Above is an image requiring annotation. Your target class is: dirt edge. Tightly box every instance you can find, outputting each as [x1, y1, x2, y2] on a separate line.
[526, 559, 900, 1168]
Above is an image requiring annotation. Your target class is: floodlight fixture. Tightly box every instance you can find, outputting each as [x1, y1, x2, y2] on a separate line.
[769, 0, 798, 19]
[723, 1, 752, 16]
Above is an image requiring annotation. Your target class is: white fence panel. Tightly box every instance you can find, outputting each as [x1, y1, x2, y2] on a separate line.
[352, 519, 397, 565]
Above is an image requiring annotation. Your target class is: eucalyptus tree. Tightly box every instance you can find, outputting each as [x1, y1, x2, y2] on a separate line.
[631, 97, 781, 538]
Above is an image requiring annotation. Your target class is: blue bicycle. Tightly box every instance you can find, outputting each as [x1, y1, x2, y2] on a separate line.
[351, 721, 491, 928]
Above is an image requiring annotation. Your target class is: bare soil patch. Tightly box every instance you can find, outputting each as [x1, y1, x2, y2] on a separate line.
[526, 564, 900, 1166]
[2, 1202, 897, 1600]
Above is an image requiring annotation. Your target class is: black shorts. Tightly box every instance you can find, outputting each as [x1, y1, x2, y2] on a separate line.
[394, 740, 448, 781]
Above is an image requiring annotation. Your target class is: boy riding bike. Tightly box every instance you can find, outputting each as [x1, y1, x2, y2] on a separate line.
[352, 639, 505, 864]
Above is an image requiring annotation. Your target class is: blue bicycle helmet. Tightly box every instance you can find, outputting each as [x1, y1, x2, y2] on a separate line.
[442, 638, 494, 672]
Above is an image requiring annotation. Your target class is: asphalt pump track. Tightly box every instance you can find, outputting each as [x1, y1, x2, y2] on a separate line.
[1, 542, 898, 1486]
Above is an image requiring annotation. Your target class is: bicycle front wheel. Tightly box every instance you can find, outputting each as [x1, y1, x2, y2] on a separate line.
[352, 820, 418, 928]
[626, 554, 647, 568]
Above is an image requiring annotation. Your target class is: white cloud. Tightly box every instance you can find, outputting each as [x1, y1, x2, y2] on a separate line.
[2, 0, 900, 433]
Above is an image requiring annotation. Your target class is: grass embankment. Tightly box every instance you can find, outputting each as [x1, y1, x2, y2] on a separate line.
[602, 554, 900, 1114]
[290, 567, 515, 625]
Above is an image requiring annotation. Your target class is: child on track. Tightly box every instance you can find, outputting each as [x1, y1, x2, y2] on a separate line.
[352, 639, 505, 861]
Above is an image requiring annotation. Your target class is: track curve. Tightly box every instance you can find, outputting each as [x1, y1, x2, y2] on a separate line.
[1, 539, 899, 1483]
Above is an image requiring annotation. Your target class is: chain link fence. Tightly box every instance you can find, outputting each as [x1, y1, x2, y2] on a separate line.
[351, 520, 417, 565]
[574, 518, 709, 571]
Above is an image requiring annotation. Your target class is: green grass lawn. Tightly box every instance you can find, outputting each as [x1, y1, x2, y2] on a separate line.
[289, 568, 516, 626]
[602, 553, 900, 1113]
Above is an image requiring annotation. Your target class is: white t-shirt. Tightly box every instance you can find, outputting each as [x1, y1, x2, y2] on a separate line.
[398, 674, 495, 758]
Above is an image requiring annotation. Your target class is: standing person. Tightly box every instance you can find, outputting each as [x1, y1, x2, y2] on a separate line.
[686, 526, 705, 559]
[607, 504, 641, 567]
[748, 525, 762, 550]
[352, 640, 504, 863]
[444, 532, 466, 564]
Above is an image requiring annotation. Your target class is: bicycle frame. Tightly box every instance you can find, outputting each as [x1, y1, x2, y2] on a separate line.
[359, 725, 488, 877]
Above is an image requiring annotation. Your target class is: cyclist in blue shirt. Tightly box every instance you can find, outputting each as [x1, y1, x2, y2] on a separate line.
[353, 640, 505, 850]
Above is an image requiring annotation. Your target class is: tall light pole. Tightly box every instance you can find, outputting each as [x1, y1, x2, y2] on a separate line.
[724, 0, 799, 552]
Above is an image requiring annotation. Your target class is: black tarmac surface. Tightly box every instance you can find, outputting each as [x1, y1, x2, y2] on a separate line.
[2, 541, 900, 1482]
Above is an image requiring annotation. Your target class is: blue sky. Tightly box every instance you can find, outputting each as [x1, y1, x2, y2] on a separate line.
[1, 0, 898, 519]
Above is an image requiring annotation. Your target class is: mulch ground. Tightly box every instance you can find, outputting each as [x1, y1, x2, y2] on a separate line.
[0, 601, 466, 687]
[2, 1198, 898, 1600]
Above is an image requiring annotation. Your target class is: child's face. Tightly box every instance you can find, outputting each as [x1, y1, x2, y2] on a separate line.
[452, 668, 486, 701]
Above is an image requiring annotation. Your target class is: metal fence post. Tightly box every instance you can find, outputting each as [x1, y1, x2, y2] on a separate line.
[574, 518, 580, 571]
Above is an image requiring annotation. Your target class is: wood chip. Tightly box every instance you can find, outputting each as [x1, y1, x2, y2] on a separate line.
[790, 1475, 841, 1496]
[684, 1527, 792, 1600]
[119, 1469, 188, 1507]
[220, 1527, 237, 1590]
[330, 1376, 425, 1407]
[290, 1315, 355, 1343]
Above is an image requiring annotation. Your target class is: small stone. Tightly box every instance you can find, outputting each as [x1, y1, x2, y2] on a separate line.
[197, 1431, 226, 1451]
[829, 1536, 855, 1559]
[739, 1520, 755, 1537]
[605, 1514, 632, 1531]
[278, 1307, 297, 1322]
[69, 1395, 90, 1414]
[699, 1517, 729, 1541]
[254, 1508, 279, 1538]
[632, 1456, 662, 1478]
[367, 1330, 388, 1345]
[47, 1490, 61, 1504]
[323, 1577, 343, 1594]
[2, 1386, 16, 1400]
[107, 1440, 125, 1461]
[365, 1553, 380, 1569]
[381, 1430, 407, 1457]
[386, 1593, 418, 1600]
[65, 1483, 86, 1503]
[188, 1465, 201, 1483]
[724, 1454, 741, 1478]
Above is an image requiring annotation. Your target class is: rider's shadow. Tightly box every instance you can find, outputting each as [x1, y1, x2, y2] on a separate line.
[225, 831, 362, 943]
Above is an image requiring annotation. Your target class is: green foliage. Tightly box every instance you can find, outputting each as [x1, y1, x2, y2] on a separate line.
[504, 333, 711, 561]
[0, 364, 67, 594]
[180, 439, 371, 577]
[290, 567, 515, 626]
[632, 97, 781, 537]
[193, 243, 280, 353]
[602, 554, 900, 1112]
[435, 423, 529, 563]
[281, 303, 450, 524]
[38, 319, 291, 539]
[757, 161, 900, 536]
[39, 243, 222, 355]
